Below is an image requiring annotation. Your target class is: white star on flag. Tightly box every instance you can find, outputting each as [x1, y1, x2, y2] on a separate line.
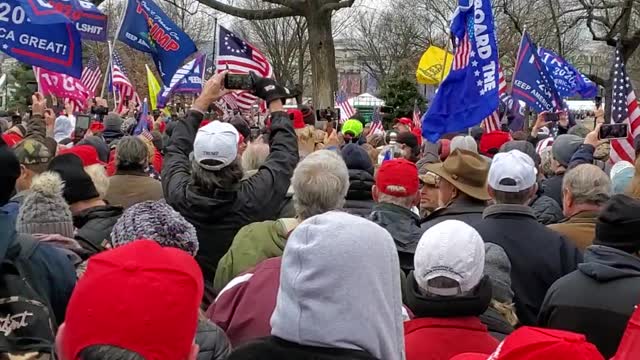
[472, 60, 478, 67]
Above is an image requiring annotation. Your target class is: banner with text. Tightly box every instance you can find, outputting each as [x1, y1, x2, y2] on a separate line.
[46, 0, 107, 42]
[538, 47, 597, 99]
[157, 53, 204, 108]
[33, 66, 90, 105]
[0, 0, 83, 77]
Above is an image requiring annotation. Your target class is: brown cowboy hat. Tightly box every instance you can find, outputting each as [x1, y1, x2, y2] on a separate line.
[424, 149, 490, 201]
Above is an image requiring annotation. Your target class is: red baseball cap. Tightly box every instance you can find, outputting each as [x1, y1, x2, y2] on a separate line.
[61, 240, 204, 360]
[479, 131, 511, 157]
[375, 158, 419, 197]
[450, 327, 604, 360]
[89, 121, 105, 134]
[58, 145, 105, 167]
[396, 117, 412, 126]
[288, 109, 305, 129]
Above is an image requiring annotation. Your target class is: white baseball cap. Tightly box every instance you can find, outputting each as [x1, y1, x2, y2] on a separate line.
[414, 220, 485, 296]
[193, 121, 239, 171]
[488, 149, 537, 193]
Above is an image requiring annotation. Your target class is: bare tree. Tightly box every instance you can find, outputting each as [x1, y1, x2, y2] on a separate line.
[191, 0, 357, 108]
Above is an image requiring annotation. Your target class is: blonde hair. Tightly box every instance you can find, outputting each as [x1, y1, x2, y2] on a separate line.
[490, 299, 518, 326]
[138, 135, 156, 164]
[242, 141, 270, 171]
[85, 164, 109, 199]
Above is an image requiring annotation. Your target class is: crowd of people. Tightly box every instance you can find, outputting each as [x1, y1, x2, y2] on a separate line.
[0, 71, 639, 359]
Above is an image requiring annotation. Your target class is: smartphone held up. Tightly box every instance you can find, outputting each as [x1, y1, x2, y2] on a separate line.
[598, 123, 629, 140]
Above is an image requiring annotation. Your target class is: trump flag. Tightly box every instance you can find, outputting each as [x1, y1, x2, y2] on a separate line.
[421, 0, 500, 142]
[117, 0, 197, 85]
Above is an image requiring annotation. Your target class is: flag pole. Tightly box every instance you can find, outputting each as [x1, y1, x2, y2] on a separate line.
[100, 40, 113, 98]
[211, 17, 218, 75]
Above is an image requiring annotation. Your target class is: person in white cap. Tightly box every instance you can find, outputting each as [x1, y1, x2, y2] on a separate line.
[473, 150, 581, 326]
[162, 71, 300, 304]
[404, 220, 499, 360]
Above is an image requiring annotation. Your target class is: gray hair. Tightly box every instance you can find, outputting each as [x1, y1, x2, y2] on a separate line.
[376, 193, 415, 209]
[115, 136, 148, 171]
[242, 141, 270, 171]
[450, 136, 478, 154]
[292, 150, 349, 220]
[191, 157, 243, 192]
[563, 164, 611, 206]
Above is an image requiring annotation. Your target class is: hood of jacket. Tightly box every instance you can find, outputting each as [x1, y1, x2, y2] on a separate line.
[346, 169, 374, 201]
[405, 272, 492, 318]
[369, 203, 421, 252]
[270, 211, 405, 360]
[579, 245, 640, 281]
[72, 204, 123, 229]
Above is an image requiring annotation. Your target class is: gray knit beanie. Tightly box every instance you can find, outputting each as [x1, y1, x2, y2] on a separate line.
[17, 171, 74, 238]
[110, 200, 199, 256]
[484, 243, 514, 303]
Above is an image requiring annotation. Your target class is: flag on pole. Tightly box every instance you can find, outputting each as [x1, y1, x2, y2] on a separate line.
[146, 65, 162, 110]
[412, 102, 422, 129]
[336, 90, 355, 122]
[81, 56, 102, 97]
[416, 45, 453, 85]
[111, 49, 140, 113]
[134, 98, 151, 136]
[215, 25, 272, 111]
[157, 53, 206, 108]
[538, 47, 598, 99]
[481, 66, 508, 133]
[610, 43, 640, 164]
[422, 0, 500, 142]
[370, 106, 384, 134]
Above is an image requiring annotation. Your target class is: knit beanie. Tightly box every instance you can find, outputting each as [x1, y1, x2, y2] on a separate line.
[48, 154, 99, 205]
[610, 161, 635, 195]
[53, 116, 74, 143]
[552, 134, 582, 167]
[484, 243, 514, 303]
[17, 172, 74, 238]
[341, 143, 374, 174]
[111, 200, 199, 256]
[104, 113, 123, 132]
[594, 194, 640, 253]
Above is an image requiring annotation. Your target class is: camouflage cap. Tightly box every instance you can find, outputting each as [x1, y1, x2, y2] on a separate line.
[13, 138, 53, 165]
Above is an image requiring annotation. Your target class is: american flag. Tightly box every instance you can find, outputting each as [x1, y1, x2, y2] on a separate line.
[81, 55, 102, 97]
[452, 32, 471, 70]
[369, 106, 384, 134]
[412, 102, 422, 129]
[111, 50, 140, 113]
[336, 90, 355, 122]
[215, 26, 272, 111]
[481, 65, 507, 133]
[610, 44, 640, 163]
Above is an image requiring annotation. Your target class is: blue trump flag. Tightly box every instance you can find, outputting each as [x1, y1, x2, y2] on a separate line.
[538, 47, 597, 99]
[157, 53, 205, 108]
[2, 0, 83, 77]
[512, 32, 563, 113]
[422, 0, 500, 142]
[117, 0, 197, 86]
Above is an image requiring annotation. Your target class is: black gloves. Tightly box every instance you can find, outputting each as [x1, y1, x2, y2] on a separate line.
[250, 72, 297, 106]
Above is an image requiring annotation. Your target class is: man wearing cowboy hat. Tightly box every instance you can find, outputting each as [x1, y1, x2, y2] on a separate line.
[420, 149, 490, 232]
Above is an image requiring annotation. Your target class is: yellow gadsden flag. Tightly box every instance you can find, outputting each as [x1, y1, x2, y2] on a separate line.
[416, 45, 454, 85]
[146, 64, 162, 110]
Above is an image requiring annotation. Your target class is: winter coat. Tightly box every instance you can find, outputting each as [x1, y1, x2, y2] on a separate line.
[530, 192, 564, 225]
[73, 205, 123, 255]
[196, 318, 231, 360]
[421, 196, 486, 233]
[208, 257, 281, 347]
[403, 272, 498, 360]
[542, 174, 565, 209]
[162, 110, 298, 302]
[228, 336, 379, 360]
[213, 218, 297, 294]
[104, 170, 164, 209]
[538, 245, 640, 358]
[547, 211, 598, 251]
[368, 203, 422, 273]
[473, 204, 582, 325]
[344, 169, 375, 218]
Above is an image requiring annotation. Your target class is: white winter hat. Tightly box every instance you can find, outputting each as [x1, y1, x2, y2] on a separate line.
[414, 220, 485, 296]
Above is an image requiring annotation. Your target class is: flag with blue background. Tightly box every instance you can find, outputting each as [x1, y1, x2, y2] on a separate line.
[537, 47, 598, 99]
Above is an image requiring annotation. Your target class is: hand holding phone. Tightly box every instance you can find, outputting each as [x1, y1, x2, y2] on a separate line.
[224, 73, 254, 91]
[598, 123, 628, 140]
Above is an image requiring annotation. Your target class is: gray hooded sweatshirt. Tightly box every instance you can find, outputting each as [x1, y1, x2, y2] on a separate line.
[270, 211, 405, 360]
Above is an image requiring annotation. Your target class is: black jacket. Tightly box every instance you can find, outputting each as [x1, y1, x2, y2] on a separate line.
[73, 205, 123, 255]
[196, 319, 231, 360]
[538, 246, 640, 358]
[473, 204, 582, 325]
[542, 174, 564, 210]
[369, 203, 422, 273]
[228, 336, 378, 360]
[421, 196, 486, 232]
[344, 169, 375, 218]
[162, 111, 298, 302]
[479, 308, 514, 341]
[530, 192, 563, 225]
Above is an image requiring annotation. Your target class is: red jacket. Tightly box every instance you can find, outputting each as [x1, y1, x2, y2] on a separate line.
[206, 257, 280, 347]
[404, 317, 498, 360]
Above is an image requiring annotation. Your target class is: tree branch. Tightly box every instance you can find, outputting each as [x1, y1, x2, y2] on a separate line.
[262, 0, 305, 10]
[196, 0, 300, 19]
[319, 0, 355, 13]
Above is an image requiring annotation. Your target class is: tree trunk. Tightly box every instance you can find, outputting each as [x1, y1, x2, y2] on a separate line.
[306, 10, 337, 108]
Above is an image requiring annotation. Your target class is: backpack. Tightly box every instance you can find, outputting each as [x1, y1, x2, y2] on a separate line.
[0, 234, 56, 359]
